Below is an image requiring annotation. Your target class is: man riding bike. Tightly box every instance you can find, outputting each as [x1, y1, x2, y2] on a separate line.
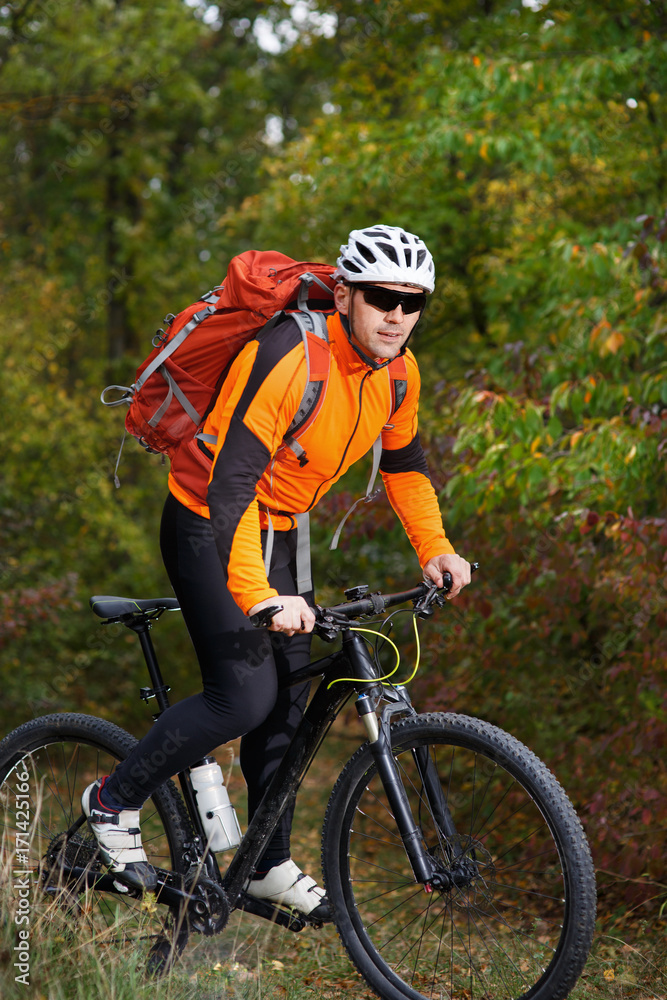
[82, 224, 472, 917]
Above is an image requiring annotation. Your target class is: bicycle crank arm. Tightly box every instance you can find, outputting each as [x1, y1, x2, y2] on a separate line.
[46, 867, 143, 898]
[51, 863, 199, 908]
[236, 890, 309, 931]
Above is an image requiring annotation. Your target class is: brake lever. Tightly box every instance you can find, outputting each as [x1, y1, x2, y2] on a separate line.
[313, 607, 349, 642]
[413, 562, 479, 618]
[249, 604, 284, 629]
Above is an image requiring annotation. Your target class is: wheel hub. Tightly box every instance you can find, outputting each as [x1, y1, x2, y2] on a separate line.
[428, 834, 496, 909]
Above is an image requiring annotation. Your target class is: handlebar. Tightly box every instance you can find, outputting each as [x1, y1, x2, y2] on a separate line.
[249, 563, 479, 639]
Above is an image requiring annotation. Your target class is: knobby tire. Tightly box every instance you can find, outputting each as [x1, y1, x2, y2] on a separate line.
[0, 713, 193, 975]
[322, 712, 596, 1000]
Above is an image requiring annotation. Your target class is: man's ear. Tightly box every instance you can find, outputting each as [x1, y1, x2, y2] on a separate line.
[333, 282, 350, 315]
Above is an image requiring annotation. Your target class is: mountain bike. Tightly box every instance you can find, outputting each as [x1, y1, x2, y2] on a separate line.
[0, 572, 596, 1000]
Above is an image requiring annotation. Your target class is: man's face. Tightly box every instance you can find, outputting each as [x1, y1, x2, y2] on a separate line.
[333, 282, 425, 360]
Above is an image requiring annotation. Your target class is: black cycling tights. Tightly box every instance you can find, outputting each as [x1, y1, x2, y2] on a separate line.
[105, 492, 312, 862]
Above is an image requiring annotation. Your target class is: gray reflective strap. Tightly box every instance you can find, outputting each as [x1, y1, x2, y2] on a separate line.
[294, 512, 312, 595]
[297, 272, 334, 311]
[112, 429, 128, 489]
[282, 312, 313, 465]
[329, 436, 383, 551]
[195, 432, 218, 446]
[162, 369, 201, 425]
[285, 380, 321, 434]
[134, 305, 216, 392]
[283, 436, 307, 465]
[311, 310, 330, 343]
[261, 511, 311, 594]
[290, 306, 330, 345]
[367, 435, 382, 497]
[101, 384, 134, 407]
[291, 311, 312, 369]
[283, 310, 329, 465]
[329, 496, 365, 551]
[147, 368, 201, 428]
[263, 514, 275, 577]
[147, 370, 173, 427]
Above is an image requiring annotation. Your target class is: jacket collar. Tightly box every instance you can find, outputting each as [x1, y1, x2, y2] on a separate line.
[328, 311, 400, 374]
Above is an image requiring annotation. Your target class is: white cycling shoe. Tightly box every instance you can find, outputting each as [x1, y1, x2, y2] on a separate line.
[245, 859, 331, 921]
[81, 779, 157, 893]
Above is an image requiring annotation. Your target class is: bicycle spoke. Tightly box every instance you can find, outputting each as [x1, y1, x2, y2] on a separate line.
[328, 718, 592, 1000]
[0, 725, 189, 974]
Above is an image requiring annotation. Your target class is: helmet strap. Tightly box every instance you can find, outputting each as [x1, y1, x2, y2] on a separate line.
[342, 297, 388, 370]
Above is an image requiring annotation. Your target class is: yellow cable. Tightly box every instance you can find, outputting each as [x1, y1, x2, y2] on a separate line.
[398, 615, 421, 686]
[326, 627, 401, 688]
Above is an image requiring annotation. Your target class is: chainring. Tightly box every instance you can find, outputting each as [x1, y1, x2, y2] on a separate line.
[183, 863, 230, 936]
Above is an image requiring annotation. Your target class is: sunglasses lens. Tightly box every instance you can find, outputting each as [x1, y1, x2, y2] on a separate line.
[400, 294, 426, 314]
[361, 287, 426, 314]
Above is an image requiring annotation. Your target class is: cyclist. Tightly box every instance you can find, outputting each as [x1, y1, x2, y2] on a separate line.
[82, 225, 472, 914]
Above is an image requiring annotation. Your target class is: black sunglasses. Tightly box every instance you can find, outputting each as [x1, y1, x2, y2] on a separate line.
[350, 282, 427, 315]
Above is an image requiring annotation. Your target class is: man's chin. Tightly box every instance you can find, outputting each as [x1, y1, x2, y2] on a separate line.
[374, 344, 401, 360]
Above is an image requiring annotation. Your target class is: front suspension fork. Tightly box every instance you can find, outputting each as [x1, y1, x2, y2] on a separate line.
[356, 693, 451, 887]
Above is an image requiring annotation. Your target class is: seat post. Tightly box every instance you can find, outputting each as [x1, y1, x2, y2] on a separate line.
[129, 619, 172, 714]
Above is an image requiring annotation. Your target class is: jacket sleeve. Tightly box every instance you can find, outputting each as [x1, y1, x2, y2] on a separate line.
[380, 353, 455, 564]
[206, 320, 308, 614]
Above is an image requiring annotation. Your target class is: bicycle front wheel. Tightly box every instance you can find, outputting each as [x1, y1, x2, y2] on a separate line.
[0, 713, 192, 975]
[322, 713, 596, 1000]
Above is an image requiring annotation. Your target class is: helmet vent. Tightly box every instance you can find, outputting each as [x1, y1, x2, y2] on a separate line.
[342, 258, 363, 273]
[377, 242, 399, 264]
[359, 243, 377, 264]
[416, 249, 426, 268]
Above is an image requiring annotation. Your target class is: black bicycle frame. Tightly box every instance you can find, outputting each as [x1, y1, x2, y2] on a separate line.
[101, 606, 456, 907]
[218, 626, 449, 903]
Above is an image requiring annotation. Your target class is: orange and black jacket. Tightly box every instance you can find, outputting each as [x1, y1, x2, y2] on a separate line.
[168, 311, 454, 614]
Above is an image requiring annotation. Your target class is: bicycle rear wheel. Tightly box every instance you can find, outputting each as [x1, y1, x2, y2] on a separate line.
[322, 713, 596, 1000]
[0, 713, 192, 974]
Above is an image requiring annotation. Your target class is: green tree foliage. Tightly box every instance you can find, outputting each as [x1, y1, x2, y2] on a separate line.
[0, 0, 287, 358]
[230, 0, 667, 909]
[1, 0, 666, 923]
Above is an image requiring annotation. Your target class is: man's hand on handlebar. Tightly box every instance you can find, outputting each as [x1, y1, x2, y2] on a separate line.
[247, 595, 316, 636]
[422, 553, 472, 599]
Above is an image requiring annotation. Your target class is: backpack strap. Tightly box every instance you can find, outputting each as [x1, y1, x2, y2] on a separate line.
[193, 308, 327, 455]
[297, 272, 337, 311]
[133, 304, 218, 399]
[260, 506, 312, 596]
[281, 310, 330, 467]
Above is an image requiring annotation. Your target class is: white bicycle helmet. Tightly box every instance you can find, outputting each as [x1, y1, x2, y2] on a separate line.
[334, 225, 435, 293]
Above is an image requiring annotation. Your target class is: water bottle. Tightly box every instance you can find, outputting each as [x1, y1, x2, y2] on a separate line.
[189, 757, 242, 852]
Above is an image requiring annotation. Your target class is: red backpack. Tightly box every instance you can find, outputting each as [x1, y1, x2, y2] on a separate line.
[103, 251, 336, 457]
[102, 249, 408, 501]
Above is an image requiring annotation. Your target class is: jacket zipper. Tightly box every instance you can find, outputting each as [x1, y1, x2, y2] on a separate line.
[304, 369, 372, 512]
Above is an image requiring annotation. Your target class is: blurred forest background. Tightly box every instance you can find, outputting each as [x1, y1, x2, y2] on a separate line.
[1, 0, 666, 969]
